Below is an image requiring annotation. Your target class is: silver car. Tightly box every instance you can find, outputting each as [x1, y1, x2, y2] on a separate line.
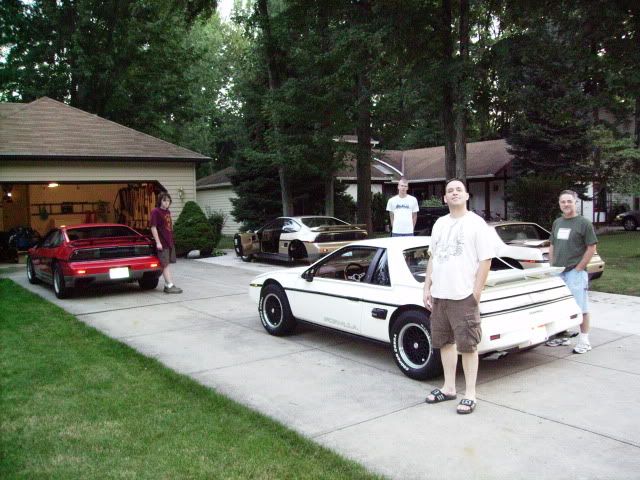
[490, 221, 605, 280]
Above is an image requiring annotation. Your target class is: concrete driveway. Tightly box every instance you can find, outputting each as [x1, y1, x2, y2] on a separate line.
[4, 253, 640, 480]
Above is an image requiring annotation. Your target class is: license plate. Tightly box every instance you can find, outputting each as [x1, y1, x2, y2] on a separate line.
[109, 267, 130, 279]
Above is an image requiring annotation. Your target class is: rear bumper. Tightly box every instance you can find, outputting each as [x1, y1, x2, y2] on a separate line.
[62, 256, 162, 287]
[305, 241, 356, 259]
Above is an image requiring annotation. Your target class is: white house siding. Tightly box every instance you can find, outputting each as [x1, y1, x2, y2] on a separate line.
[196, 186, 242, 235]
[345, 183, 383, 201]
[0, 160, 196, 221]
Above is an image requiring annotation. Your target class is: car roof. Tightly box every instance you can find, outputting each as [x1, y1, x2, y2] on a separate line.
[488, 221, 541, 227]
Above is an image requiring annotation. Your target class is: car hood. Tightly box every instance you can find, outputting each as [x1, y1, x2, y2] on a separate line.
[250, 266, 308, 284]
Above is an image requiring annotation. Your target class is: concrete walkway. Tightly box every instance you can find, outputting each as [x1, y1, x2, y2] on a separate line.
[3, 255, 640, 480]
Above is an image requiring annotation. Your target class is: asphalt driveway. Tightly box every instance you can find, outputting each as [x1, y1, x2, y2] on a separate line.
[4, 253, 640, 480]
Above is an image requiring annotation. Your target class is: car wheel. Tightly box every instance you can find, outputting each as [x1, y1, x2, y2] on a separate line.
[26, 256, 40, 284]
[288, 241, 307, 261]
[391, 310, 442, 380]
[589, 271, 603, 281]
[623, 217, 637, 231]
[139, 274, 159, 290]
[259, 284, 297, 336]
[53, 264, 71, 299]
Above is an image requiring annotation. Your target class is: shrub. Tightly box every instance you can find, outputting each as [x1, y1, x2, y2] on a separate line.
[205, 208, 226, 247]
[421, 196, 444, 207]
[173, 201, 216, 256]
[505, 175, 566, 229]
[334, 189, 357, 223]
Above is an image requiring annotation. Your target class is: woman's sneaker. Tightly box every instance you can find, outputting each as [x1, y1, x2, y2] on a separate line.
[573, 343, 592, 354]
[164, 285, 183, 294]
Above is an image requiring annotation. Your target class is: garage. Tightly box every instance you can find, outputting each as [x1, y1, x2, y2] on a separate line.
[0, 97, 209, 253]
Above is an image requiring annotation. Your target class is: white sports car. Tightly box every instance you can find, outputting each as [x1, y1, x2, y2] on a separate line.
[249, 237, 582, 380]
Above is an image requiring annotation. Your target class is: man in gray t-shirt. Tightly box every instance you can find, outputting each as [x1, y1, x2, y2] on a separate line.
[549, 190, 597, 354]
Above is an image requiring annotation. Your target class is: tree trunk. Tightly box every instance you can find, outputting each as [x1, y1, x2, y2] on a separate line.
[635, 96, 639, 148]
[356, 71, 373, 234]
[454, 0, 469, 181]
[441, 0, 456, 181]
[257, 0, 294, 215]
[324, 177, 334, 217]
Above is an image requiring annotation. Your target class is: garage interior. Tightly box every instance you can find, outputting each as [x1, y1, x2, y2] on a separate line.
[1, 182, 162, 236]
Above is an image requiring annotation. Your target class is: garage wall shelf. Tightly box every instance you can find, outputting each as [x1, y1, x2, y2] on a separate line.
[30, 201, 110, 217]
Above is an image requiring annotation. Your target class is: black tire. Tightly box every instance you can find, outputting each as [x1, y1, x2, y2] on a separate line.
[623, 217, 637, 231]
[259, 284, 297, 336]
[288, 241, 307, 261]
[26, 256, 40, 284]
[391, 310, 442, 380]
[53, 264, 71, 299]
[139, 274, 159, 290]
[589, 271, 603, 281]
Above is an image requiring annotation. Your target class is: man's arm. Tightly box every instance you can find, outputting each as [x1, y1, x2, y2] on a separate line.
[575, 244, 596, 271]
[389, 212, 394, 228]
[473, 259, 491, 301]
[548, 244, 554, 265]
[412, 212, 417, 228]
[150, 226, 163, 251]
[423, 256, 434, 310]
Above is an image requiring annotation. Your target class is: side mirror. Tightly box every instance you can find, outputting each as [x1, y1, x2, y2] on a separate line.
[302, 269, 314, 282]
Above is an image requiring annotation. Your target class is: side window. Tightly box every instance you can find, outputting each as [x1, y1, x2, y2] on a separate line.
[403, 246, 430, 282]
[314, 247, 378, 282]
[42, 229, 60, 248]
[283, 218, 300, 233]
[372, 250, 391, 286]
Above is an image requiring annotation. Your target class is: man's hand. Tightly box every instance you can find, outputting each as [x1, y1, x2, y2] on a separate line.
[156, 242, 163, 251]
[423, 288, 432, 311]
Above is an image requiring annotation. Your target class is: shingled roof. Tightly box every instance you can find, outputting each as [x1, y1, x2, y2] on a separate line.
[375, 139, 512, 182]
[0, 97, 209, 162]
[196, 166, 236, 189]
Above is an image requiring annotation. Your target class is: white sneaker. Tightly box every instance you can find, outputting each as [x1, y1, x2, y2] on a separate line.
[573, 343, 592, 354]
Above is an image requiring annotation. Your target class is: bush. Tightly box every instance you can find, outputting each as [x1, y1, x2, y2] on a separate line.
[421, 196, 444, 207]
[173, 201, 216, 256]
[334, 189, 357, 223]
[205, 208, 226, 247]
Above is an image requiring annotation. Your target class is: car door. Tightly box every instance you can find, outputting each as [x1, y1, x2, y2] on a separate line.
[287, 246, 381, 334]
[260, 219, 285, 254]
[34, 229, 62, 282]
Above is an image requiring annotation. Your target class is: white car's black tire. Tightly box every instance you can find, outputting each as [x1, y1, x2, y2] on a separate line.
[391, 310, 442, 380]
[26, 256, 40, 284]
[259, 284, 297, 336]
[288, 240, 307, 261]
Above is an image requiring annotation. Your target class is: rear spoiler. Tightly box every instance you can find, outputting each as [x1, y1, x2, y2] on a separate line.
[485, 266, 564, 287]
[69, 235, 150, 247]
[310, 224, 367, 232]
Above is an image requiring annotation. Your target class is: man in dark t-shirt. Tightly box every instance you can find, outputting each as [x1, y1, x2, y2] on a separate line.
[549, 190, 597, 354]
[150, 192, 182, 294]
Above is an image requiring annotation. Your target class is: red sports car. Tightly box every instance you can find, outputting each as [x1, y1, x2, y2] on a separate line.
[27, 223, 163, 298]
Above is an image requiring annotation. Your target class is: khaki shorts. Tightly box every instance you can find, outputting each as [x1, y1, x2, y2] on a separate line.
[431, 294, 482, 353]
[158, 246, 176, 268]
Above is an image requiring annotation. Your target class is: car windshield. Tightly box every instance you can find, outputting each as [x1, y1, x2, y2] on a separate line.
[494, 224, 549, 243]
[404, 246, 517, 283]
[66, 226, 139, 240]
[300, 217, 348, 228]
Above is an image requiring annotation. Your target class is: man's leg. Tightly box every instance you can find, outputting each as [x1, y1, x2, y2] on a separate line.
[440, 343, 458, 395]
[580, 312, 590, 333]
[460, 351, 479, 401]
[162, 266, 174, 285]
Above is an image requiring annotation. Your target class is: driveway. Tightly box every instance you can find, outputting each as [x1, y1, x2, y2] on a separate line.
[4, 253, 640, 480]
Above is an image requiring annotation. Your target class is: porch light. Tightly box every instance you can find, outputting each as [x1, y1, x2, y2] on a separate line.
[48, 182, 59, 188]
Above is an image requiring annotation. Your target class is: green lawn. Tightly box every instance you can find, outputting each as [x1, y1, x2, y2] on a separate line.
[590, 231, 640, 297]
[0, 279, 383, 480]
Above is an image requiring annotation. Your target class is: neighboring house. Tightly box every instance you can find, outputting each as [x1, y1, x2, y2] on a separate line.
[195, 166, 242, 235]
[0, 97, 209, 235]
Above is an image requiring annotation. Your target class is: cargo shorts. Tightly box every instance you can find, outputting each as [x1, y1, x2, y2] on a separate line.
[431, 294, 482, 353]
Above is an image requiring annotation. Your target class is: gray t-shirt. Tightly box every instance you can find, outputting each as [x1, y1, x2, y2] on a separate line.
[550, 215, 597, 269]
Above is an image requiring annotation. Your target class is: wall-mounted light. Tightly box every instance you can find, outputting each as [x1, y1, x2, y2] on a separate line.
[177, 187, 185, 200]
[48, 182, 59, 188]
[2, 184, 13, 203]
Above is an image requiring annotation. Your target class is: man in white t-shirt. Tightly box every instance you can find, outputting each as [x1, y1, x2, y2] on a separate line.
[423, 179, 494, 415]
[386, 178, 419, 236]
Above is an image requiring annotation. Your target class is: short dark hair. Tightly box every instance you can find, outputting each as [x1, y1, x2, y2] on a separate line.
[445, 178, 467, 192]
[157, 191, 172, 207]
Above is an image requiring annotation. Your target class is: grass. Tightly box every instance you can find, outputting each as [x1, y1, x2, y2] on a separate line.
[589, 231, 640, 296]
[0, 279, 383, 480]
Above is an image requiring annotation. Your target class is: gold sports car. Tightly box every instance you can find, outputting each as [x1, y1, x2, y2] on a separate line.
[490, 221, 605, 280]
[234, 216, 367, 263]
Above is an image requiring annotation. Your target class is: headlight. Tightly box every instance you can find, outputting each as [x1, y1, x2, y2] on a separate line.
[615, 214, 623, 221]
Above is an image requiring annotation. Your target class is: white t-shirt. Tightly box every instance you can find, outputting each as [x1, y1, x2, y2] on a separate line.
[429, 211, 494, 300]
[386, 195, 419, 234]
